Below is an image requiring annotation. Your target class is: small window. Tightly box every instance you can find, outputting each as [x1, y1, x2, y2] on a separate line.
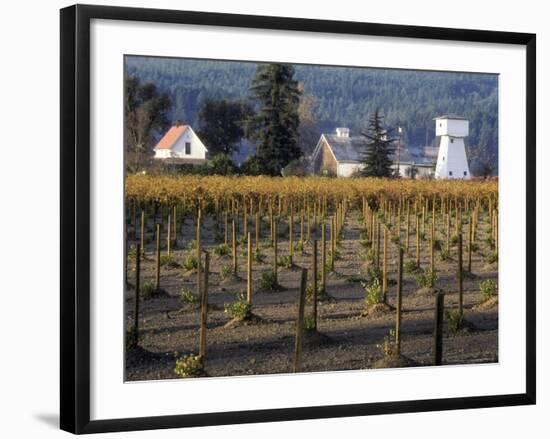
[185, 142, 191, 155]
[439, 123, 442, 127]
[442, 156, 445, 161]
[449, 171, 453, 176]
[450, 138, 454, 143]
[464, 171, 467, 176]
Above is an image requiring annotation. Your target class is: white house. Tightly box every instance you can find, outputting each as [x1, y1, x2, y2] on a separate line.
[433, 115, 471, 179]
[310, 127, 430, 178]
[153, 122, 208, 165]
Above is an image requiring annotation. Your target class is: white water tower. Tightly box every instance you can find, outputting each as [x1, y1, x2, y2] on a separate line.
[433, 115, 471, 180]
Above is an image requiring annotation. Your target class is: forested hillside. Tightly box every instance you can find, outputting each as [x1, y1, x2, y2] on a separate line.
[125, 56, 498, 165]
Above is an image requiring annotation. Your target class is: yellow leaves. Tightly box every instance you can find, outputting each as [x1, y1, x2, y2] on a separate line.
[125, 174, 497, 208]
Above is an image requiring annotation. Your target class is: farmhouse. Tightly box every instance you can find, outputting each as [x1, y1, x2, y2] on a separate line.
[310, 127, 434, 178]
[153, 121, 208, 165]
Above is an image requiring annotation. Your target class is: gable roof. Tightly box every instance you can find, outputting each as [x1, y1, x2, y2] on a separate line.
[319, 133, 414, 164]
[433, 114, 467, 120]
[154, 125, 189, 150]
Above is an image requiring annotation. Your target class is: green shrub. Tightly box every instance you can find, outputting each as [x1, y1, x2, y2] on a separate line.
[390, 235, 400, 245]
[220, 264, 233, 280]
[367, 265, 382, 283]
[258, 271, 279, 292]
[185, 239, 197, 250]
[484, 236, 495, 248]
[479, 279, 498, 302]
[159, 254, 176, 267]
[140, 281, 155, 299]
[213, 243, 230, 257]
[277, 255, 293, 268]
[450, 235, 458, 245]
[294, 241, 304, 253]
[253, 247, 266, 263]
[433, 238, 443, 251]
[174, 354, 203, 378]
[445, 309, 464, 333]
[405, 259, 420, 274]
[180, 288, 200, 304]
[376, 329, 396, 357]
[364, 247, 376, 263]
[487, 251, 498, 264]
[304, 315, 316, 332]
[183, 254, 199, 271]
[224, 293, 252, 320]
[439, 249, 450, 261]
[416, 270, 437, 288]
[362, 278, 384, 306]
[127, 246, 138, 262]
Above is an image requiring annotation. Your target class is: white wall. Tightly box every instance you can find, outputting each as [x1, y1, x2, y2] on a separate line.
[0, 1, 547, 439]
[338, 162, 363, 177]
[171, 129, 207, 159]
[434, 137, 471, 179]
[435, 118, 469, 137]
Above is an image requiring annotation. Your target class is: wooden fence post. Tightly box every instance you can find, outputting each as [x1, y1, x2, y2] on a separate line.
[232, 219, 237, 276]
[133, 243, 141, 345]
[273, 218, 278, 284]
[434, 291, 445, 366]
[383, 227, 388, 303]
[458, 232, 464, 316]
[155, 223, 161, 291]
[199, 251, 210, 365]
[312, 239, 318, 331]
[395, 247, 404, 356]
[197, 209, 202, 298]
[247, 232, 252, 305]
[293, 268, 308, 373]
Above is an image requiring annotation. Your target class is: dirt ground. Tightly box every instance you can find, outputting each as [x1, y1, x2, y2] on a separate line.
[125, 211, 498, 381]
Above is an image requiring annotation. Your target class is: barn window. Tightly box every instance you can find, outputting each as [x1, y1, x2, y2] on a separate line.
[450, 138, 454, 143]
[464, 171, 467, 176]
[185, 142, 191, 155]
[442, 156, 445, 161]
[449, 171, 453, 176]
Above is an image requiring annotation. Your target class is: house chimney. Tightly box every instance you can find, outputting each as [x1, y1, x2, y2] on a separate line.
[175, 119, 183, 127]
[335, 127, 350, 138]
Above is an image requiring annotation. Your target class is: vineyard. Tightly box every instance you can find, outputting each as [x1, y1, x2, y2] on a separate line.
[124, 175, 499, 380]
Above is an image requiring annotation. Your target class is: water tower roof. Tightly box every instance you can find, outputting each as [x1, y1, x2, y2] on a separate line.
[433, 114, 467, 121]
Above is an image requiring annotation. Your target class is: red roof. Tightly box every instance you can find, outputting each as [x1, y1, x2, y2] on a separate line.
[154, 125, 188, 150]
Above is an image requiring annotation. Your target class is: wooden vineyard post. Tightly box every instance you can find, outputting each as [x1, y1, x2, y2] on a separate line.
[312, 239, 318, 331]
[467, 215, 473, 273]
[395, 247, 404, 356]
[133, 243, 141, 346]
[273, 218, 278, 284]
[321, 222, 326, 294]
[289, 215, 294, 265]
[458, 232, 464, 316]
[247, 232, 252, 305]
[155, 223, 161, 291]
[197, 209, 202, 299]
[232, 219, 237, 276]
[416, 213, 420, 268]
[306, 203, 311, 242]
[293, 268, 308, 373]
[199, 251, 210, 365]
[255, 211, 260, 252]
[430, 218, 435, 274]
[330, 216, 335, 271]
[173, 205, 177, 247]
[140, 209, 145, 257]
[376, 221, 381, 269]
[434, 291, 445, 366]
[243, 205, 248, 242]
[446, 213, 450, 253]
[224, 211, 228, 246]
[383, 227, 388, 303]
[167, 213, 171, 257]
[405, 202, 410, 253]
[300, 210, 304, 251]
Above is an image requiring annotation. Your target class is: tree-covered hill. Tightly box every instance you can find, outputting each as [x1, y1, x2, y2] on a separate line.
[125, 56, 498, 166]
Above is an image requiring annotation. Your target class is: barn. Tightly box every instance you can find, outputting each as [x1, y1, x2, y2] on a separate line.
[310, 127, 428, 178]
[153, 121, 208, 165]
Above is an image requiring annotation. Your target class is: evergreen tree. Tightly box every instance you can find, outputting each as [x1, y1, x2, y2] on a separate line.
[246, 64, 302, 175]
[361, 110, 396, 177]
[197, 99, 252, 156]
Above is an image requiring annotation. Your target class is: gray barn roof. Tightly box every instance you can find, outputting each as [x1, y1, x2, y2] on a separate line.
[323, 134, 414, 164]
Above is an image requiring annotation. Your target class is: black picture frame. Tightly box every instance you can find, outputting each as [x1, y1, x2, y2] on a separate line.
[60, 4, 536, 434]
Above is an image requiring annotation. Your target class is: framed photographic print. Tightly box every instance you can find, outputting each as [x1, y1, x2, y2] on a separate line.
[60, 4, 536, 434]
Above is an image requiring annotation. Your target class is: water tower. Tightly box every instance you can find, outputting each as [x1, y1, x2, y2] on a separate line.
[433, 115, 471, 179]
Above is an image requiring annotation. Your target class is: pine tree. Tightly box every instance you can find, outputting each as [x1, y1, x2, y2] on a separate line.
[361, 110, 396, 177]
[246, 64, 302, 175]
